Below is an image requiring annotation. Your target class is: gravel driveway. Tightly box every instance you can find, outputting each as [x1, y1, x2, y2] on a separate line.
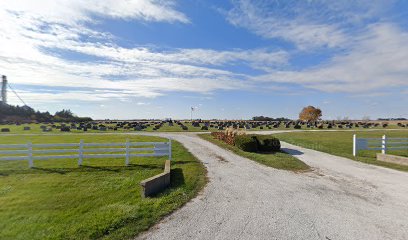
[135, 133, 408, 240]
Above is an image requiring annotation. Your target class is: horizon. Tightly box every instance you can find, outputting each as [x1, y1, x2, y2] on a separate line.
[1, 0, 407, 120]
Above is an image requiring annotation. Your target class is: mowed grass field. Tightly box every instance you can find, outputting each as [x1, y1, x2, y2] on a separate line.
[1, 122, 406, 134]
[275, 130, 408, 172]
[0, 134, 206, 240]
[199, 134, 309, 171]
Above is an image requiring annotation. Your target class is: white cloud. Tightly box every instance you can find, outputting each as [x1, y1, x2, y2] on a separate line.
[7, 89, 127, 104]
[136, 102, 149, 105]
[226, 0, 345, 49]
[0, 0, 189, 24]
[225, 0, 392, 50]
[253, 23, 408, 93]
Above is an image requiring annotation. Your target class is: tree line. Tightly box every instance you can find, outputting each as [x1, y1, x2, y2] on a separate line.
[0, 103, 92, 122]
[252, 116, 291, 121]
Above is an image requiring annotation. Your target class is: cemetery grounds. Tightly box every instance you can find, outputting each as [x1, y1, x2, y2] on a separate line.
[1, 121, 408, 239]
[1, 120, 407, 134]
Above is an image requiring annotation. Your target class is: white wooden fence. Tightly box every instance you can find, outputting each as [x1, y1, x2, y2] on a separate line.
[0, 139, 171, 168]
[353, 134, 408, 156]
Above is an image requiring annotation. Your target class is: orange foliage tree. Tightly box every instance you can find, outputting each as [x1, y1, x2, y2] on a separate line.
[299, 106, 322, 122]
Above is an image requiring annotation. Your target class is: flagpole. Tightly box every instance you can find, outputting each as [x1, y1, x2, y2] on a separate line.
[190, 107, 193, 121]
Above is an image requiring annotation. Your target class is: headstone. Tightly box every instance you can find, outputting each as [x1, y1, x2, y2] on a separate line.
[60, 126, 70, 132]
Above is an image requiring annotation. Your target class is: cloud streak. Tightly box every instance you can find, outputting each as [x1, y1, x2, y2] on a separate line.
[226, 0, 392, 50]
[252, 23, 408, 93]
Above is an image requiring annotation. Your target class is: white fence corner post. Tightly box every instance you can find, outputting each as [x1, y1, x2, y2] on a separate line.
[125, 139, 130, 166]
[353, 134, 357, 157]
[169, 138, 172, 161]
[28, 142, 33, 168]
[78, 140, 84, 166]
[382, 135, 387, 154]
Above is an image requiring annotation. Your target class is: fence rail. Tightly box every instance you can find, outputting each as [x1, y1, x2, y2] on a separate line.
[353, 134, 408, 156]
[0, 139, 172, 168]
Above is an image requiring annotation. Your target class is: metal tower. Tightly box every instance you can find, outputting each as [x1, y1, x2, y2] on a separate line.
[1, 75, 7, 104]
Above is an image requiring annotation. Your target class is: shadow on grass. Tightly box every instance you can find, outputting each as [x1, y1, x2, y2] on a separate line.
[148, 168, 185, 198]
[127, 163, 163, 170]
[171, 160, 193, 165]
[32, 167, 67, 174]
[170, 168, 185, 188]
[80, 165, 121, 172]
[281, 148, 304, 156]
[0, 163, 164, 176]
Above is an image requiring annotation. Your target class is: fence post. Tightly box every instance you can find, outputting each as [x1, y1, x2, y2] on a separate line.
[382, 135, 387, 154]
[78, 140, 84, 166]
[169, 139, 172, 161]
[28, 142, 33, 168]
[353, 134, 357, 157]
[125, 139, 130, 166]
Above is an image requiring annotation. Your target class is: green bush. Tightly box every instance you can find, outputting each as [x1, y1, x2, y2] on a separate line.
[256, 135, 281, 152]
[234, 135, 258, 152]
[234, 135, 281, 153]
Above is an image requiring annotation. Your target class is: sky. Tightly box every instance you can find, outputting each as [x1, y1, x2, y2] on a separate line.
[0, 0, 407, 120]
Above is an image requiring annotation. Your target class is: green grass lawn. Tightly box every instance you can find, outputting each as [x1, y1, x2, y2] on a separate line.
[198, 134, 309, 171]
[275, 130, 408, 172]
[0, 134, 206, 240]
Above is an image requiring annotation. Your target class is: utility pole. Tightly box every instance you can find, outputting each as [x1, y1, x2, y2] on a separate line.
[1, 75, 7, 104]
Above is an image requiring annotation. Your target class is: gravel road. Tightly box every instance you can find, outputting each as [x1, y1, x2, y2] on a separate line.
[135, 133, 408, 240]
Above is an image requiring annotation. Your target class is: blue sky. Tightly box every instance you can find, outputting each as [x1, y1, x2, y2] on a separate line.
[0, 0, 407, 120]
